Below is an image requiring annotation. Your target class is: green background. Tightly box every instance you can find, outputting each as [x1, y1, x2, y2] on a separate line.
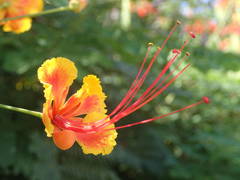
[0, 0, 240, 179]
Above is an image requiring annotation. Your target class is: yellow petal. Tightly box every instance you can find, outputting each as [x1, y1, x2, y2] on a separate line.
[42, 101, 54, 137]
[3, 18, 32, 34]
[26, 0, 44, 13]
[77, 112, 117, 155]
[38, 57, 77, 136]
[38, 57, 77, 109]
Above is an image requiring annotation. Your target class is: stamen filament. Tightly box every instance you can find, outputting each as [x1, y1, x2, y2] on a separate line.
[132, 53, 189, 108]
[108, 20, 181, 118]
[116, 34, 193, 116]
[120, 64, 191, 117]
[95, 63, 191, 130]
[108, 44, 152, 117]
[107, 99, 205, 131]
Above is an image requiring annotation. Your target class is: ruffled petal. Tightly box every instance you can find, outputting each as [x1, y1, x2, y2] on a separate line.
[38, 57, 77, 110]
[42, 101, 54, 137]
[59, 75, 107, 117]
[76, 112, 117, 155]
[3, 18, 32, 34]
[2, 0, 43, 33]
[53, 129, 76, 150]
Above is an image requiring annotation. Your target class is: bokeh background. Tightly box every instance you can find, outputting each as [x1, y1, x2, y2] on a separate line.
[1, 0, 240, 179]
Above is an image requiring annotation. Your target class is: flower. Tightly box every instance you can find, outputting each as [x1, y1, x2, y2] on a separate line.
[0, 0, 44, 33]
[38, 21, 209, 155]
[69, 0, 88, 13]
[184, 20, 216, 35]
[131, 0, 157, 18]
[38, 57, 117, 155]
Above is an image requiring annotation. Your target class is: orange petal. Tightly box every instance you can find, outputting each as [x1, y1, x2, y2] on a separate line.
[38, 57, 77, 110]
[3, 18, 32, 34]
[76, 112, 117, 155]
[60, 95, 100, 117]
[2, 0, 44, 33]
[59, 75, 107, 117]
[53, 130, 76, 150]
[8, 0, 43, 13]
[25, 0, 44, 13]
[42, 101, 54, 137]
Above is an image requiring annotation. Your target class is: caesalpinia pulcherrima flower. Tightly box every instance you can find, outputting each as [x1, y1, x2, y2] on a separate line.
[0, 0, 43, 33]
[38, 21, 209, 155]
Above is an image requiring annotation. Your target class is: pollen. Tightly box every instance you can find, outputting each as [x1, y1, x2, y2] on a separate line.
[148, 42, 154, 46]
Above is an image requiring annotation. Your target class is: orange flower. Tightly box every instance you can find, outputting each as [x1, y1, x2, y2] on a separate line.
[38, 57, 117, 155]
[38, 22, 209, 155]
[184, 20, 216, 35]
[131, 0, 157, 18]
[0, 0, 43, 33]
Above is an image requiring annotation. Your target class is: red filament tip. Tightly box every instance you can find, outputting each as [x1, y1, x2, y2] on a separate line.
[148, 42, 154, 46]
[189, 32, 196, 38]
[202, 96, 210, 104]
[172, 49, 181, 54]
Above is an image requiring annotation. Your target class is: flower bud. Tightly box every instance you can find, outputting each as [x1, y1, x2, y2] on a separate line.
[69, 0, 88, 13]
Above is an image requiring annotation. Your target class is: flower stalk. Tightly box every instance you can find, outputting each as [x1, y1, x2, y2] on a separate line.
[121, 0, 131, 30]
[0, 6, 73, 23]
[0, 104, 42, 118]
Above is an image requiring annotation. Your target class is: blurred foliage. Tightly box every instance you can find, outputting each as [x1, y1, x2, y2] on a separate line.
[0, 0, 240, 179]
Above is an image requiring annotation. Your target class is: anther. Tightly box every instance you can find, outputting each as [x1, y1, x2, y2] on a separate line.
[148, 42, 154, 46]
[202, 96, 210, 104]
[176, 20, 181, 25]
[189, 32, 196, 39]
[185, 52, 190, 56]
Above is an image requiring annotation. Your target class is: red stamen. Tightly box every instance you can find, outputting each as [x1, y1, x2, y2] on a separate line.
[52, 21, 209, 136]
[95, 62, 191, 130]
[108, 20, 181, 118]
[132, 53, 189, 108]
[53, 115, 99, 134]
[106, 98, 207, 131]
[108, 44, 152, 117]
[91, 24, 194, 129]
[114, 63, 191, 121]
[113, 39, 191, 120]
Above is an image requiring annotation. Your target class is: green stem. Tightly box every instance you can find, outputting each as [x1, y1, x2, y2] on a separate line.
[121, 0, 131, 30]
[0, 104, 42, 118]
[0, 6, 73, 22]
